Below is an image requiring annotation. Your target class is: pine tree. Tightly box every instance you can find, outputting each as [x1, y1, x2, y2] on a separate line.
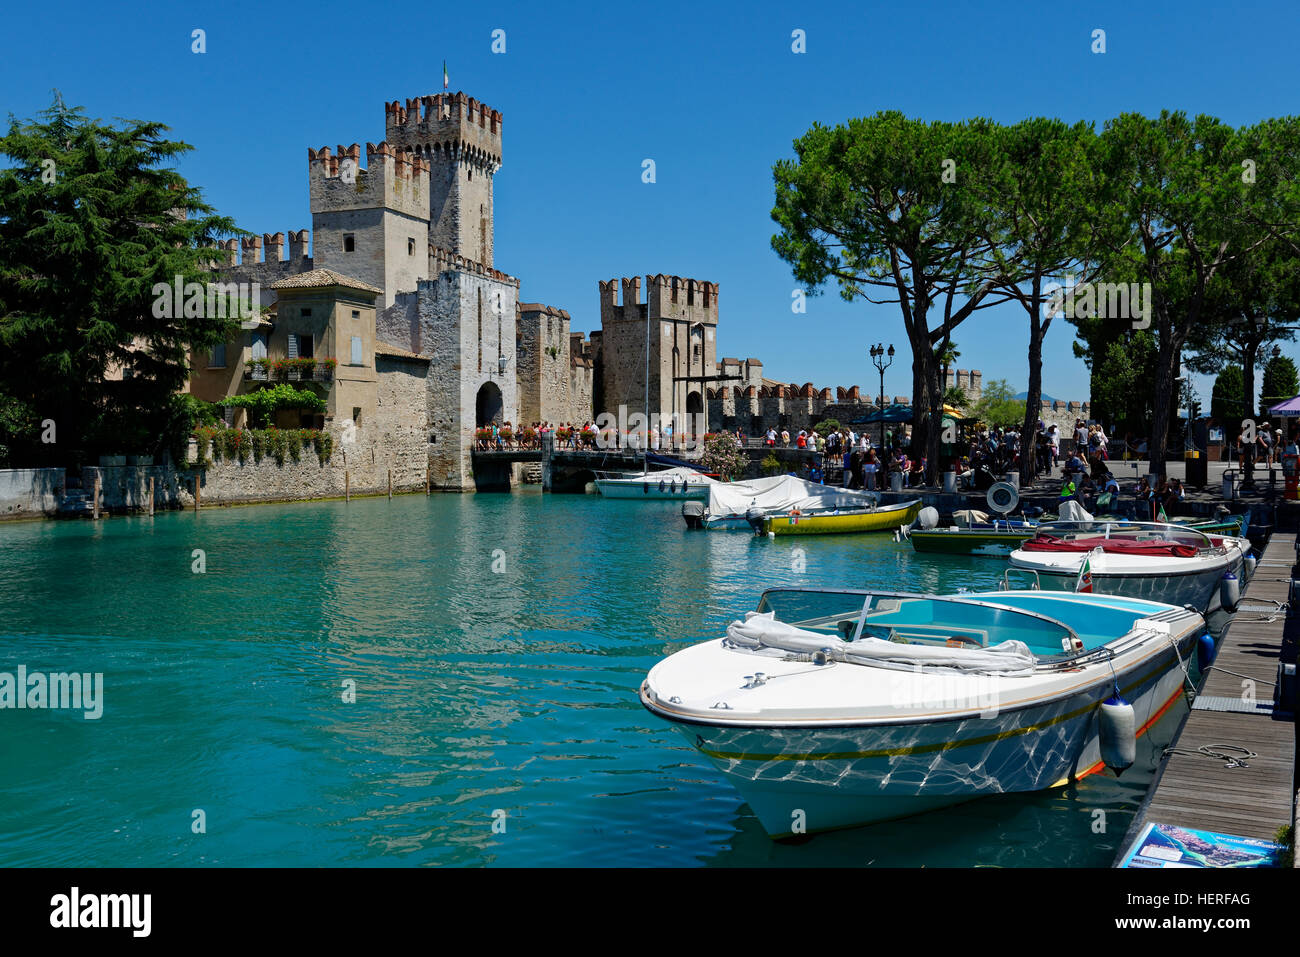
[0, 94, 242, 465]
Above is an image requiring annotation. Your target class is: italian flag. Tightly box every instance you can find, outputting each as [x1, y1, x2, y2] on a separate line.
[1075, 551, 1094, 593]
[443, 61, 449, 90]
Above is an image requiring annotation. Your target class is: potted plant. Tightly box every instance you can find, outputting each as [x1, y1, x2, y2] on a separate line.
[318, 357, 337, 380]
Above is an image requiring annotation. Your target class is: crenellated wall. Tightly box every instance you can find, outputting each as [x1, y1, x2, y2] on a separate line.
[385, 92, 502, 267]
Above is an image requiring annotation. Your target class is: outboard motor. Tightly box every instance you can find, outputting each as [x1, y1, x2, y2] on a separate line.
[917, 506, 940, 530]
[1099, 695, 1137, 775]
[745, 507, 768, 535]
[682, 500, 705, 530]
[1220, 572, 1240, 613]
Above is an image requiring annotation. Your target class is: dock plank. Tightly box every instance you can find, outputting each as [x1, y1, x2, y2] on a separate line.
[1120, 531, 1297, 856]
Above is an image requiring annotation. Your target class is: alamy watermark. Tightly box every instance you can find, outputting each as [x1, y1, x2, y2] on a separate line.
[151, 277, 261, 326]
[592, 405, 708, 451]
[889, 665, 1001, 718]
[0, 666, 103, 719]
[1045, 278, 1151, 329]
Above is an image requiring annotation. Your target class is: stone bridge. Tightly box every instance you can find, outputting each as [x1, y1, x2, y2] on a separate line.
[471, 435, 680, 491]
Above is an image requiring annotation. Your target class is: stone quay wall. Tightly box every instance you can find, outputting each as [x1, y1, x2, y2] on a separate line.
[0, 467, 65, 520]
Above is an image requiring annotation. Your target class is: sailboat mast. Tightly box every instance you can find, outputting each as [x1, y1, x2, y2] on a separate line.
[644, 291, 649, 472]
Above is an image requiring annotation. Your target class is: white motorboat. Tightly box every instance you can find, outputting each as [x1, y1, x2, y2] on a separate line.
[640, 586, 1205, 838]
[694, 474, 883, 530]
[1008, 521, 1251, 613]
[594, 466, 716, 499]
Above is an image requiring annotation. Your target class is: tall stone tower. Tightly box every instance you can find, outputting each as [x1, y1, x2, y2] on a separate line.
[308, 142, 431, 308]
[597, 275, 719, 430]
[384, 93, 502, 267]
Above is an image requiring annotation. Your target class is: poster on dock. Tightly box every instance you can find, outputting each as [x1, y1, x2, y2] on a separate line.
[1119, 822, 1283, 868]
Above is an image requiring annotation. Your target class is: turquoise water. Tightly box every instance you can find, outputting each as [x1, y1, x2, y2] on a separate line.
[0, 492, 1190, 867]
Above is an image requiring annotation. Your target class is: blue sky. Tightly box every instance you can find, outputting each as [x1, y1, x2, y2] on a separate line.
[4, 0, 1298, 409]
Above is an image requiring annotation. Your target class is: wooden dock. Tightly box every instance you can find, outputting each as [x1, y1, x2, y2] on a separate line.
[1118, 532, 1298, 861]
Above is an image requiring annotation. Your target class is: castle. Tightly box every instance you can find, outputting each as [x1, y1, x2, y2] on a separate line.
[186, 91, 1088, 492]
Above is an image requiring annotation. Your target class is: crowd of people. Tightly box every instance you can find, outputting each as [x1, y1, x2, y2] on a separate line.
[475, 421, 604, 451]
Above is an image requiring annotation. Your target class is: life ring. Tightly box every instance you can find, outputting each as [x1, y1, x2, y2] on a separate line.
[987, 481, 1019, 515]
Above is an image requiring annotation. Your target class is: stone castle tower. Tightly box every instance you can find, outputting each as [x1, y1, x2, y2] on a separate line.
[597, 275, 719, 429]
[384, 94, 502, 267]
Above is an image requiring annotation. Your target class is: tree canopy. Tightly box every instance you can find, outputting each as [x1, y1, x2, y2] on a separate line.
[0, 95, 241, 466]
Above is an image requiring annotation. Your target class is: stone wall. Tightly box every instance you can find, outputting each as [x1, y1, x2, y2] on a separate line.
[0, 467, 64, 519]
[80, 466, 187, 511]
[373, 355, 431, 489]
[517, 304, 572, 426]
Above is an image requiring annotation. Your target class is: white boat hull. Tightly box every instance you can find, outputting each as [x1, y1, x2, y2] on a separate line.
[1011, 544, 1247, 614]
[596, 479, 710, 499]
[663, 643, 1191, 837]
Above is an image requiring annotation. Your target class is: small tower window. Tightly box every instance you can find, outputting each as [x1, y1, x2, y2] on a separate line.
[343, 234, 355, 252]
[408, 238, 416, 255]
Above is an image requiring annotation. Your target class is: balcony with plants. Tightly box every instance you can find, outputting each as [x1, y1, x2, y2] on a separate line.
[244, 357, 338, 383]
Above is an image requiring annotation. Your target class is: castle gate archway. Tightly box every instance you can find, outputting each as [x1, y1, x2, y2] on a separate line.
[476, 382, 504, 427]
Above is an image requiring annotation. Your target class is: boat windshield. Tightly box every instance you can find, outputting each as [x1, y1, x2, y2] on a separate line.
[755, 589, 872, 639]
[1033, 520, 1215, 549]
[755, 588, 1088, 656]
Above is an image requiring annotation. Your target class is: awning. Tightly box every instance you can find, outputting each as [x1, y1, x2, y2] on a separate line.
[1267, 395, 1300, 417]
[858, 403, 913, 424]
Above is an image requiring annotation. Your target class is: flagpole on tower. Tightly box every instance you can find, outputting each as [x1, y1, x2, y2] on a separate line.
[443, 61, 449, 92]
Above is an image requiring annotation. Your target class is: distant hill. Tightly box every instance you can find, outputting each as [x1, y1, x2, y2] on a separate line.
[1014, 391, 1057, 403]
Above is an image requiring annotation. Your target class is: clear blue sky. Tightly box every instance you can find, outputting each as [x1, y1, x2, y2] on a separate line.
[4, 0, 1297, 409]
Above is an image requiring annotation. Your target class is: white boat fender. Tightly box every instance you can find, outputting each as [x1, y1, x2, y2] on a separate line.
[1244, 554, 1257, 581]
[1197, 632, 1217, 668]
[917, 506, 939, 530]
[1220, 572, 1240, 613]
[1099, 695, 1137, 775]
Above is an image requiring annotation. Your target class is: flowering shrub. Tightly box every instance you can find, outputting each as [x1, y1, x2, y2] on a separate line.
[191, 426, 333, 467]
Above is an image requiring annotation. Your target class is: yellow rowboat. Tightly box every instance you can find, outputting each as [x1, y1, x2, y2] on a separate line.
[762, 499, 922, 536]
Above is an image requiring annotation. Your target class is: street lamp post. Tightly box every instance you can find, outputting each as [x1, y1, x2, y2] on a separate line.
[870, 343, 894, 464]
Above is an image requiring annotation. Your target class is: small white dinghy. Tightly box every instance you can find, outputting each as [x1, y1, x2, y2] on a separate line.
[640, 586, 1204, 838]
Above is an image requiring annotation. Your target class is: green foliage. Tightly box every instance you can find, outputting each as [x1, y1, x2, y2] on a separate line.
[190, 426, 330, 468]
[219, 383, 325, 427]
[1259, 353, 1298, 416]
[1087, 332, 1157, 434]
[761, 452, 783, 476]
[969, 379, 1026, 429]
[701, 432, 747, 481]
[1275, 823, 1294, 869]
[1211, 365, 1246, 423]
[812, 418, 842, 435]
[312, 431, 334, 465]
[942, 387, 968, 408]
[0, 94, 243, 465]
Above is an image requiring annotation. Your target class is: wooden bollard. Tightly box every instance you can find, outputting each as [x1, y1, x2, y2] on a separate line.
[194, 474, 200, 511]
[388, 469, 393, 500]
[345, 470, 350, 503]
[148, 475, 155, 516]
[93, 473, 101, 520]
[426, 466, 431, 495]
